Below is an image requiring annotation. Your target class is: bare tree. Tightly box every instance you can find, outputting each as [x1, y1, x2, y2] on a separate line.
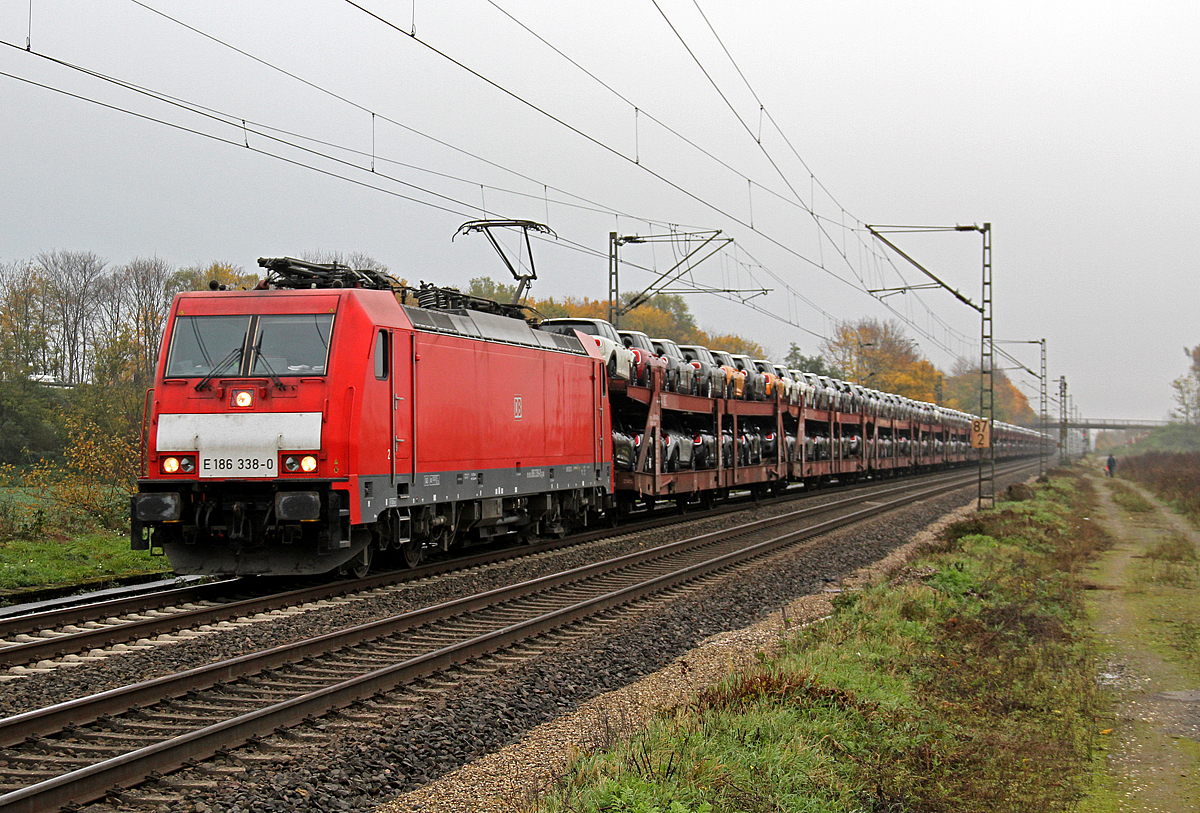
[299, 250, 389, 273]
[1170, 375, 1199, 424]
[93, 273, 130, 356]
[36, 250, 107, 384]
[118, 256, 175, 384]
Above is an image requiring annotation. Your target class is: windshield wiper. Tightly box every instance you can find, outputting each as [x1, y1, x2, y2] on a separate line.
[250, 336, 287, 390]
[194, 344, 244, 391]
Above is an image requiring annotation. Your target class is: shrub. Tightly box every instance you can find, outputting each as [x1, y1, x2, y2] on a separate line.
[1118, 451, 1200, 522]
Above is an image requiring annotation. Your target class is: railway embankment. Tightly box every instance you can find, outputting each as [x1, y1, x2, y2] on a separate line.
[384, 468, 1194, 813]
[0, 468, 1027, 813]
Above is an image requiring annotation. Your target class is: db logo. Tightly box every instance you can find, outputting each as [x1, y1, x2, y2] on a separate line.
[514, 395, 523, 420]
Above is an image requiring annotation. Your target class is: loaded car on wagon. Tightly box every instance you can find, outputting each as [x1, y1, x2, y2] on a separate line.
[537, 317, 634, 383]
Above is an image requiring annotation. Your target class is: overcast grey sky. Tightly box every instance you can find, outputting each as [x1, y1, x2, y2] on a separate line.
[2, 1, 1196, 422]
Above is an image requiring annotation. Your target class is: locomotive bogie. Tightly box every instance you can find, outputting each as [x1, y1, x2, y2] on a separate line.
[131, 480, 354, 575]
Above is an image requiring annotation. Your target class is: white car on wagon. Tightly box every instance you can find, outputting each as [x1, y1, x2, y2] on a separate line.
[537, 317, 635, 382]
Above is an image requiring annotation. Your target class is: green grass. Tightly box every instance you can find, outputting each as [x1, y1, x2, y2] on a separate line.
[1107, 481, 1154, 514]
[1131, 531, 1199, 591]
[1126, 530, 1200, 670]
[0, 481, 167, 597]
[0, 532, 166, 595]
[535, 475, 1111, 813]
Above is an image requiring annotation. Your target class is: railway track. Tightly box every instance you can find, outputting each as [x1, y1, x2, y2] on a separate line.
[0, 462, 1034, 812]
[0, 464, 1012, 673]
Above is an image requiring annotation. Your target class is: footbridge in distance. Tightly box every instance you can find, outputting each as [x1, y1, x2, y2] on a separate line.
[1064, 419, 1171, 431]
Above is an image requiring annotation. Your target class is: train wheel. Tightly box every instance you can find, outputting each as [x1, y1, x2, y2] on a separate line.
[401, 537, 423, 568]
[341, 542, 374, 579]
[700, 490, 716, 510]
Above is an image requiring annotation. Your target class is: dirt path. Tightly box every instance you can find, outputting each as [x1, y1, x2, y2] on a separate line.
[1086, 472, 1200, 811]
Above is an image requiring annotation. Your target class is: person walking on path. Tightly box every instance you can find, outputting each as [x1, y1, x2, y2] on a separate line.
[1106, 453, 1117, 477]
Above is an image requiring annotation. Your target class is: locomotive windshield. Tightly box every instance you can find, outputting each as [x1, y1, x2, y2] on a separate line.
[166, 314, 334, 378]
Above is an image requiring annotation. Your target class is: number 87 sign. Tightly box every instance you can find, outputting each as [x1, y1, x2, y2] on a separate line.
[970, 419, 992, 449]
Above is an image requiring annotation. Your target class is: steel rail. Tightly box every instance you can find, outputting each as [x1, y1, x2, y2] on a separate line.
[0, 462, 1011, 749]
[0, 475, 807, 658]
[0, 580, 238, 639]
[0, 462, 1032, 813]
[0, 462, 1013, 667]
[0, 511, 679, 666]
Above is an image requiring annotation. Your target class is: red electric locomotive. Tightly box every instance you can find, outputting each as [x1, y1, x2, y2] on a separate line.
[132, 258, 613, 576]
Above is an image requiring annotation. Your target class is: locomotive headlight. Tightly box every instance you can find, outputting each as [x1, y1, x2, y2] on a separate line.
[162, 456, 195, 475]
[282, 455, 318, 474]
[231, 389, 255, 408]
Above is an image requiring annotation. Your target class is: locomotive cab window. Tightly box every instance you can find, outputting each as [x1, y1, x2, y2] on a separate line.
[374, 330, 389, 380]
[165, 315, 252, 378]
[250, 314, 334, 376]
[166, 313, 334, 378]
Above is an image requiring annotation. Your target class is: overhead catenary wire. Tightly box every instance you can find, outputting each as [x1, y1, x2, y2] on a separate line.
[1, 37, 697, 267]
[339, 0, 870, 290]
[348, 0, 980, 358]
[0, 46, 840, 343]
[122, 1, 686, 231]
[137, 0, 976, 355]
[0, 65, 673, 294]
[10, 2, 982, 366]
[0, 66, 472, 220]
[122, 0, 871, 336]
[650, 0, 978, 356]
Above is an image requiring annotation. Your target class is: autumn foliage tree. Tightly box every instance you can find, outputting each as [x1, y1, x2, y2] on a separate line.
[941, 359, 1037, 425]
[819, 317, 1037, 424]
[821, 318, 940, 401]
